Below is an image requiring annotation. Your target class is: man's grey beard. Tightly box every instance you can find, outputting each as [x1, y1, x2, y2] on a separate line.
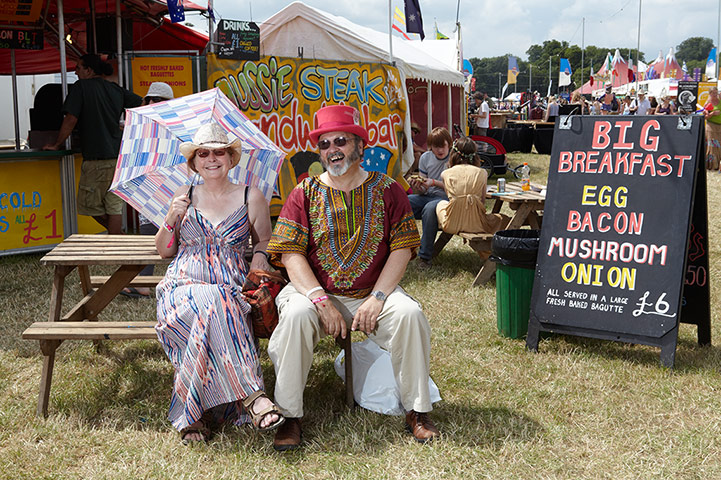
[324, 145, 361, 177]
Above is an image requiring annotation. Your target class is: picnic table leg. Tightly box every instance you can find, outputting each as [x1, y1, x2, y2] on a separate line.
[491, 198, 503, 214]
[48, 266, 74, 322]
[62, 264, 145, 321]
[432, 232, 454, 258]
[505, 203, 534, 230]
[78, 265, 91, 296]
[472, 258, 496, 286]
[37, 339, 61, 418]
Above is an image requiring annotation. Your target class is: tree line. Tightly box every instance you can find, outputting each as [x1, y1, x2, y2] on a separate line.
[469, 37, 715, 97]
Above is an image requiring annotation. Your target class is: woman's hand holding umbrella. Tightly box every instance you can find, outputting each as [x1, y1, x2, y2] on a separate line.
[156, 192, 190, 256]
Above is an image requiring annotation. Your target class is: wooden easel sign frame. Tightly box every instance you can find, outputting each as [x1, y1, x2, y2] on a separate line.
[526, 115, 709, 368]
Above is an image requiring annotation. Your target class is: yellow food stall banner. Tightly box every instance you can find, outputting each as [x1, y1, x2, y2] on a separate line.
[698, 82, 716, 110]
[0, 0, 43, 22]
[207, 54, 408, 215]
[0, 156, 105, 252]
[131, 57, 194, 98]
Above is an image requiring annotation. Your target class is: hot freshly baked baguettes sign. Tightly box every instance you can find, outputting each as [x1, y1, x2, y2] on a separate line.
[527, 115, 707, 367]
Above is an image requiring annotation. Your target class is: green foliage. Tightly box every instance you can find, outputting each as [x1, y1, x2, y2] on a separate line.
[676, 37, 715, 63]
[470, 38, 648, 96]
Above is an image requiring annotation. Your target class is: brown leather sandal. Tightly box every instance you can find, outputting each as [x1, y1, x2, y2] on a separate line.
[241, 390, 286, 432]
[180, 423, 211, 445]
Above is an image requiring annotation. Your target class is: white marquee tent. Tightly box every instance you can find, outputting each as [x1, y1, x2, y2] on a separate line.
[258, 2, 466, 170]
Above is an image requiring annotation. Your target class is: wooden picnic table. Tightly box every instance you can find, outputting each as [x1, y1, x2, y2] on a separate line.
[22, 234, 356, 417]
[23, 234, 170, 417]
[433, 181, 545, 286]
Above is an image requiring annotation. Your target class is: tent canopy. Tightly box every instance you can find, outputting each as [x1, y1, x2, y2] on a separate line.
[260, 2, 464, 87]
[0, 0, 207, 75]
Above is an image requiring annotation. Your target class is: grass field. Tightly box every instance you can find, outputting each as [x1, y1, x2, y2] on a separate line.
[2, 152, 721, 479]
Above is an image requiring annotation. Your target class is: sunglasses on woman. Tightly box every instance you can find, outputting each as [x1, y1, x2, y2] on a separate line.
[196, 149, 228, 158]
[144, 96, 166, 104]
[318, 136, 351, 150]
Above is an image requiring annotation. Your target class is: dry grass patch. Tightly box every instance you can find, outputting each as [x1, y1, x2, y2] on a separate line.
[2, 153, 721, 479]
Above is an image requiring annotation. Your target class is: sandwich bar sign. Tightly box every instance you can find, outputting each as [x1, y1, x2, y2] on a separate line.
[526, 115, 708, 367]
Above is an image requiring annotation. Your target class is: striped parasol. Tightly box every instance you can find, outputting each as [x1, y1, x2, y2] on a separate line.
[110, 88, 285, 228]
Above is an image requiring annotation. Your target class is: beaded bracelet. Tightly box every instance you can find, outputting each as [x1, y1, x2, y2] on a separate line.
[254, 251, 270, 261]
[311, 294, 328, 305]
[305, 286, 325, 299]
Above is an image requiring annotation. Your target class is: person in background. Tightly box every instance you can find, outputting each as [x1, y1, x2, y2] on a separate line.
[654, 95, 676, 115]
[267, 105, 439, 451]
[598, 84, 619, 114]
[435, 137, 509, 243]
[631, 92, 651, 115]
[407, 127, 452, 268]
[470, 92, 490, 136]
[570, 91, 589, 115]
[621, 96, 633, 115]
[122, 82, 176, 298]
[43, 54, 142, 234]
[544, 95, 559, 122]
[155, 122, 284, 444]
[703, 87, 721, 171]
[648, 96, 658, 115]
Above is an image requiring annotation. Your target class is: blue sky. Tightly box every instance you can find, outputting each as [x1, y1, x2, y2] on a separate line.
[198, 0, 721, 63]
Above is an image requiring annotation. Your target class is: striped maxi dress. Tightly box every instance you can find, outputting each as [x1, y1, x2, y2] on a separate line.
[156, 203, 263, 431]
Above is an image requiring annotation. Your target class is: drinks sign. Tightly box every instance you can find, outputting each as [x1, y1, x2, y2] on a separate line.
[526, 115, 708, 367]
[216, 19, 260, 61]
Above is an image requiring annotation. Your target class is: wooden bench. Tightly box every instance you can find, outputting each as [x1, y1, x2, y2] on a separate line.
[22, 320, 354, 415]
[433, 232, 495, 285]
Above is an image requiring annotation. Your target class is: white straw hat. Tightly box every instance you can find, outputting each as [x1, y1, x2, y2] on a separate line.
[145, 82, 175, 100]
[179, 123, 243, 170]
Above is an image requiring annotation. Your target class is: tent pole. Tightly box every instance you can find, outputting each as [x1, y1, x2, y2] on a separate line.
[116, 0, 123, 87]
[388, 0, 394, 64]
[427, 80, 432, 133]
[636, 0, 641, 93]
[447, 85, 452, 132]
[581, 17, 584, 92]
[208, 0, 215, 54]
[11, 49, 20, 150]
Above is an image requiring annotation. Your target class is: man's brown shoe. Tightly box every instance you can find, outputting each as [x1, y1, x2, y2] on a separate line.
[273, 417, 302, 451]
[405, 410, 440, 443]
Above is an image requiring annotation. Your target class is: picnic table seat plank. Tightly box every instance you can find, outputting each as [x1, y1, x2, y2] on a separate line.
[23, 322, 158, 340]
[90, 275, 164, 288]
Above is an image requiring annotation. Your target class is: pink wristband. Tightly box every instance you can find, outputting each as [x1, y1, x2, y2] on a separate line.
[311, 295, 328, 305]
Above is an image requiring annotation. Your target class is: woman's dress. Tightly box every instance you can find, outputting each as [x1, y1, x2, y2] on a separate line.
[156, 203, 262, 431]
[435, 164, 509, 235]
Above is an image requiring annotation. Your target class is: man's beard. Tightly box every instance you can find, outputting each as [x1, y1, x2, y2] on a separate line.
[323, 145, 361, 177]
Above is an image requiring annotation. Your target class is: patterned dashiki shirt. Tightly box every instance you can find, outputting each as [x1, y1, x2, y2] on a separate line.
[268, 171, 420, 298]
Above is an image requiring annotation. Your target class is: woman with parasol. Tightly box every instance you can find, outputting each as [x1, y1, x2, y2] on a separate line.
[154, 122, 285, 443]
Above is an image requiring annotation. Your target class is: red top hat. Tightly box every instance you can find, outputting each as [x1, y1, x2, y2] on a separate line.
[309, 105, 369, 145]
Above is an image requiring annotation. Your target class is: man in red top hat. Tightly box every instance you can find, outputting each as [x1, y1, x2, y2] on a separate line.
[267, 104, 440, 450]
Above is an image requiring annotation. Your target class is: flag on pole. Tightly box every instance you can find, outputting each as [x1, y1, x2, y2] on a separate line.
[507, 56, 519, 84]
[501, 82, 508, 100]
[392, 7, 413, 40]
[404, 0, 425, 40]
[559, 58, 572, 87]
[627, 58, 635, 83]
[434, 21, 449, 39]
[167, 0, 185, 23]
[589, 66, 594, 87]
[706, 47, 717, 80]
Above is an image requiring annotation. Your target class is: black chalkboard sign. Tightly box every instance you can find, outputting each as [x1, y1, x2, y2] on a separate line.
[0, 28, 43, 50]
[526, 115, 708, 367]
[216, 19, 259, 61]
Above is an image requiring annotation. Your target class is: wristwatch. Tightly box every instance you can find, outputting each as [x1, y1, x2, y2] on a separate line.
[370, 290, 387, 302]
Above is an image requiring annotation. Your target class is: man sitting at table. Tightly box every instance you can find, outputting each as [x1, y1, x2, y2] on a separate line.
[267, 105, 439, 451]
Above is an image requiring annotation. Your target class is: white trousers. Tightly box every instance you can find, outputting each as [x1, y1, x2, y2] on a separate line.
[268, 284, 433, 418]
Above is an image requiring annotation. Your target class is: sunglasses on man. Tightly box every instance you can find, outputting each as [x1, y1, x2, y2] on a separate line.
[318, 136, 353, 150]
